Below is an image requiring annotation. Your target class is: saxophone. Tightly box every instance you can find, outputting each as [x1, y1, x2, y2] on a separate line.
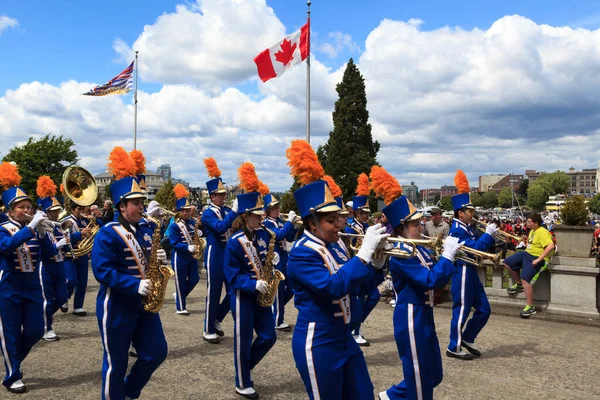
[191, 220, 205, 260]
[142, 214, 175, 313]
[257, 224, 285, 307]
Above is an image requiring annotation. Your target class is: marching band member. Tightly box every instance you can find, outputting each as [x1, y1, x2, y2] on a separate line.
[0, 162, 49, 393]
[169, 184, 201, 315]
[61, 200, 92, 316]
[369, 166, 461, 400]
[285, 141, 388, 400]
[201, 158, 238, 344]
[92, 147, 168, 400]
[224, 162, 277, 399]
[36, 176, 69, 342]
[261, 186, 298, 331]
[446, 170, 497, 360]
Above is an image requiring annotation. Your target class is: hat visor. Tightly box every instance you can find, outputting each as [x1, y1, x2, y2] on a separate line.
[47, 205, 63, 212]
[339, 210, 350, 215]
[405, 212, 423, 222]
[266, 200, 280, 207]
[122, 193, 147, 201]
[464, 204, 475, 210]
[9, 196, 31, 206]
[316, 204, 341, 213]
[245, 207, 265, 216]
[212, 189, 227, 194]
[357, 207, 371, 213]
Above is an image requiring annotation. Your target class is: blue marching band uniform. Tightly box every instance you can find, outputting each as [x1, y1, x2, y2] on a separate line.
[61, 210, 90, 315]
[224, 191, 277, 399]
[91, 169, 167, 400]
[261, 193, 297, 329]
[201, 176, 237, 342]
[169, 194, 200, 314]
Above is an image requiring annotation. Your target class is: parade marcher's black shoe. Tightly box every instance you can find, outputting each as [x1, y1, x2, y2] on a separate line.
[446, 349, 474, 360]
[73, 308, 87, 316]
[203, 332, 220, 344]
[7, 380, 27, 394]
[60, 303, 68, 313]
[129, 348, 138, 358]
[275, 323, 292, 332]
[461, 341, 482, 357]
[236, 387, 259, 399]
[215, 321, 225, 337]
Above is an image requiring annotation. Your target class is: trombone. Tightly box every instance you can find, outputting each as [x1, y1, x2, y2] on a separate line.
[474, 219, 522, 243]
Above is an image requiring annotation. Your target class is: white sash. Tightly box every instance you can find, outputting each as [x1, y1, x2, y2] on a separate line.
[176, 221, 193, 244]
[112, 225, 147, 278]
[2, 222, 35, 272]
[47, 229, 64, 263]
[415, 247, 434, 307]
[304, 240, 352, 324]
[237, 234, 263, 276]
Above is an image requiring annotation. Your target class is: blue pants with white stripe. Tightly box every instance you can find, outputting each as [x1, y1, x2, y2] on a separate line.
[231, 290, 276, 389]
[273, 253, 293, 326]
[172, 252, 200, 312]
[40, 262, 68, 332]
[350, 283, 381, 335]
[204, 244, 231, 335]
[0, 271, 44, 388]
[383, 304, 442, 400]
[65, 257, 88, 310]
[292, 323, 373, 400]
[96, 287, 168, 400]
[448, 265, 491, 352]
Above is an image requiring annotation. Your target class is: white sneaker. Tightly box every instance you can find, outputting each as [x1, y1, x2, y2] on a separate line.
[73, 308, 87, 316]
[175, 310, 189, 315]
[203, 332, 220, 344]
[353, 334, 370, 346]
[43, 330, 59, 341]
[389, 299, 396, 306]
[275, 322, 291, 331]
[214, 320, 225, 337]
[379, 391, 391, 400]
[9, 379, 26, 393]
[235, 387, 258, 398]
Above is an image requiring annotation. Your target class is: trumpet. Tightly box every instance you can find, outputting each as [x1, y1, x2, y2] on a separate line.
[280, 213, 303, 227]
[24, 213, 62, 235]
[474, 219, 522, 243]
[25, 213, 79, 260]
[421, 235, 503, 267]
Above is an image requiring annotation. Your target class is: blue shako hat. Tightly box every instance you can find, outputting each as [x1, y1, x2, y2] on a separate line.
[38, 196, 63, 212]
[2, 187, 29, 208]
[206, 178, 226, 195]
[238, 192, 265, 215]
[382, 195, 422, 229]
[110, 176, 146, 205]
[107, 147, 147, 206]
[176, 197, 191, 211]
[263, 193, 279, 210]
[0, 162, 29, 207]
[451, 193, 474, 212]
[352, 195, 370, 212]
[336, 197, 349, 215]
[293, 180, 340, 218]
[174, 183, 192, 211]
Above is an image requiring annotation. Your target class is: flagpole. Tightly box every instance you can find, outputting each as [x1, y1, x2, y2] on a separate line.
[133, 51, 139, 150]
[306, 1, 311, 144]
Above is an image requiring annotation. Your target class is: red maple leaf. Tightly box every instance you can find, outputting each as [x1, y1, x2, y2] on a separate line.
[274, 38, 297, 67]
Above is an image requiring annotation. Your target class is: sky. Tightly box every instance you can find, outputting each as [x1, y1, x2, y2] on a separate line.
[2, 0, 600, 192]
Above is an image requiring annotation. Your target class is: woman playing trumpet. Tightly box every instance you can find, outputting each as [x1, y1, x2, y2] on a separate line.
[370, 166, 463, 400]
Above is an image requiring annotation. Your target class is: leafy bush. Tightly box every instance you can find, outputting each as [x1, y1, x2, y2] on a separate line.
[559, 196, 589, 226]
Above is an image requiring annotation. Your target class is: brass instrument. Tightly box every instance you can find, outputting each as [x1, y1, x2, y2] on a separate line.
[142, 214, 175, 313]
[257, 224, 285, 307]
[474, 219, 522, 243]
[191, 223, 204, 260]
[26, 214, 79, 260]
[280, 213, 303, 228]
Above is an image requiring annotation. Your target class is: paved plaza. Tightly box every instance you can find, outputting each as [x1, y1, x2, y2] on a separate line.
[11, 271, 600, 400]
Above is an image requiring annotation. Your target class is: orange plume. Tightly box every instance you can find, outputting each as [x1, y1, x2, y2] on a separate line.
[130, 150, 146, 175]
[238, 162, 260, 193]
[258, 180, 270, 197]
[323, 175, 342, 198]
[108, 147, 136, 180]
[174, 183, 189, 200]
[355, 173, 370, 196]
[286, 140, 324, 185]
[204, 158, 222, 178]
[454, 169, 470, 194]
[36, 176, 57, 198]
[59, 183, 65, 194]
[370, 166, 403, 205]
[0, 162, 22, 189]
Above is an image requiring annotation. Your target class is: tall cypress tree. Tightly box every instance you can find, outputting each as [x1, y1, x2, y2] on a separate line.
[318, 58, 379, 202]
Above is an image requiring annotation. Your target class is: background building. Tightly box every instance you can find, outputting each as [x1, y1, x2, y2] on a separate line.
[567, 168, 597, 197]
[440, 185, 458, 198]
[478, 174, 505, 192]
[156, 164, 172, 181]
[489, 174, 524, 192]
[404, 181, 419, 203]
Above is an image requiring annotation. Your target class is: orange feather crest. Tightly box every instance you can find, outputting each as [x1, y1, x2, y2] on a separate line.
[36, 176, 57, 198]
[0, 162, 22, 189]
[130, 150, 146, 175]
[258, 181, 270, 197]
[323, 175, 342, 198]
[454, 170, 470, 194]
[238, 162, 260, 193]
[355, 173, 370, 196]
[173, 183, 189, 200]
[369, 166, 403, 205]
[108, 147, 136, 180]
[286, 140, 324, 185]
[204, 158, 222, 178]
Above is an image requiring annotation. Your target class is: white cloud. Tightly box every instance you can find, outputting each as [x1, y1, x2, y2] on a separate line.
[316, 31, 360, 58]
[0, 16, 18, 34]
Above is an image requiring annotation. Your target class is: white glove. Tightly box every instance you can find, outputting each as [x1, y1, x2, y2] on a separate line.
[231, 198, 239, 213]
[357, 223, 390, 264]
[28, 211, 47, 230]
[272, 252, 280, 266]
[188, 245, 197, 254]
[371, 253, 387, 269]
[255, 279, 268, 294]
[138, 279, 152, 296]
[287, 210, 297, 223]
[157, 249, 167, 263]
[56, 238, 68, 249]
[485, 223, 498, 236]
[441, 236, 462, 262]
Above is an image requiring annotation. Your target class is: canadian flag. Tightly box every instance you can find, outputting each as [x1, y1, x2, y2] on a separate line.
[254, 22, 309, 83]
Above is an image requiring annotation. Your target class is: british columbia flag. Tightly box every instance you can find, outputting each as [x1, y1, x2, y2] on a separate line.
[82, 61, 134, 96]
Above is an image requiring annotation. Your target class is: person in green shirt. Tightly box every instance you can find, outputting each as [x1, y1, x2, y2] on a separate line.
[503, 214, 555, 318]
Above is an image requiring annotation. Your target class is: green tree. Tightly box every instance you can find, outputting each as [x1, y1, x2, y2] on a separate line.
[440, 196, 453, 211]
[2, 134, 78, 197]
[470, 192, 483, 207]
[588, 193, 600, 215]
[527, 183, 548, 211]
[535, 171, 569, 196]
[560, 195, 589, 225]
[154, 179, 176, 211]
[318, 58, 380, 202]
[497, 187, 513, 208]
[279, 178, 300, 214]
[481, 191, 498, 209]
